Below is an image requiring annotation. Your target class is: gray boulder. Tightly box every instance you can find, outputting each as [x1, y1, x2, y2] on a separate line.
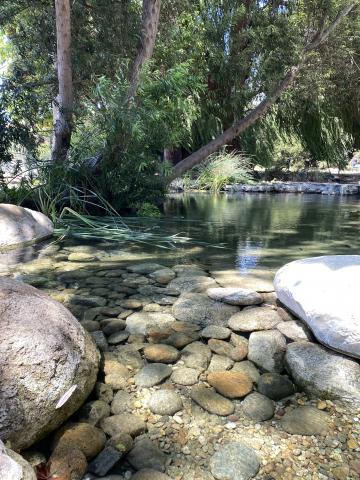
[0, 203, 53, 251]
[285, 342, 360, 406]
[274, 255, 360, 359]
[0, 278, 99, 450]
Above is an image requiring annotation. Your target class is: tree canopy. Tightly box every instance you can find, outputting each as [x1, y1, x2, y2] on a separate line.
[0, 1, 359, 208]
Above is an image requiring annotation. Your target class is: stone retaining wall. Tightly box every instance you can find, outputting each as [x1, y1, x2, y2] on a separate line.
[224, 182, 360, 195]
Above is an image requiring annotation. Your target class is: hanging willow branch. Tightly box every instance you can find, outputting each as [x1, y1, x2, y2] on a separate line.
[171, 2, 358, 179]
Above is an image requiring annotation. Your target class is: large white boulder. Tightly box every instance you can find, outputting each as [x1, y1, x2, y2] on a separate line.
[0, 203, 53, 251]
[274, 256, 360, 359]
[0, 278, 99, 450]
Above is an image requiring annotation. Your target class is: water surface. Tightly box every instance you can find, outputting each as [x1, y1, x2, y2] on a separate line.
[1, 193, 359, 281]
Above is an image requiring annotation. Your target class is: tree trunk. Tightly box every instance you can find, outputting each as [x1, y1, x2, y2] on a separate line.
[52, 0, 73, 163]
[171, 2, 357, 179]
[127, 0, 161, 103]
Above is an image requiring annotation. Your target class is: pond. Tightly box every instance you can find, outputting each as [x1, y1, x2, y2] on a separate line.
[1, 193, 359, 282]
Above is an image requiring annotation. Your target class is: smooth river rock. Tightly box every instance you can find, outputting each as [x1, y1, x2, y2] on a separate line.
[126, 312, 175, 335]
[274, 255, 360, 358]
[172, 293, 239, 327]
[169, 275, 217, 293]
[210, 441, 260, 480]
[0, 278, 99, 450]
[148, 390, 183, 415]
[248, 330, 287, 373]
[285, 342, 360, 406]
[190, 385, 234, 416]
[280, 406, 331, 435]
[0, 203, 53, 250]
[241, 392, 275, 422]
[134, 363, 172, 387]
[207, 371, 253, 399]
[228, 306, 282, 332]
[207, 287, 263, 306]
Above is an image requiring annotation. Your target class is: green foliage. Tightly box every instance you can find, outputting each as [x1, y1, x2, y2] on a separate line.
[71, 61, 204, 210]
[191, 150, 253, 192]
[135, 202, 162, 218]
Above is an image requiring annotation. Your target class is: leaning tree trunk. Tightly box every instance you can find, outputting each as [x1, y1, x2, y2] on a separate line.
[171, 2, 357, 179]
[52, 0, 73, 163]
[127, 0, 161, 103]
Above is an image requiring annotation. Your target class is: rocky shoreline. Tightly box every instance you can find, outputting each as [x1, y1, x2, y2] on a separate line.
[224, 182, 360, 195]
[1, 249, 359, 480]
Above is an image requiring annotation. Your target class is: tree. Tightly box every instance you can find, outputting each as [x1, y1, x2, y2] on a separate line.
[127, 0, 161, 103]
[171, 2, 358, 178]
[52, 0, 73, 163]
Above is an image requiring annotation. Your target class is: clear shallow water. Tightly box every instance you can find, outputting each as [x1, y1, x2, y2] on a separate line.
[1, 193, 359, 278]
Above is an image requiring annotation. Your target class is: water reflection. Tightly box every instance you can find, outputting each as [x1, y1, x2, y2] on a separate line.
[163, 192, 360, 272]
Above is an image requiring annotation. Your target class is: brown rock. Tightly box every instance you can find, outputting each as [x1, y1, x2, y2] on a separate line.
[207, 371, 253, 398]
[208, 339, 233, 357]
[229, 345, 248, 361]
[103, 357, 130, 390]
[49, 443, 87, 480]
[54, 423, 106, 460]
[143, 344, 180, 363]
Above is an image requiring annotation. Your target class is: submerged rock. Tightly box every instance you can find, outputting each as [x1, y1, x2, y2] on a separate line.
[228, 306, 282, 332]
[190, 385, 234, 416]
[134, 363, 172, 387]
[127, 438, 167, 472]
[257, 373, 295, 401]
[148, 390, 183, 415]
[207, 287, 263, 306]
[241, 392, 275, 422]
[280, 406, 331, 436]
[210, 441, 260, 480]
[172, 293, 238, 327]
[126, 312, 175, 335]
[169, 275, 217, 293]
[207, 371, 253, 399]
[0, 278, 99, 450]
[274, 255, 360, 359]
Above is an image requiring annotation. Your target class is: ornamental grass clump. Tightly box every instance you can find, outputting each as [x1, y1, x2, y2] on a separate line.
[193, 151, 253, 192]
